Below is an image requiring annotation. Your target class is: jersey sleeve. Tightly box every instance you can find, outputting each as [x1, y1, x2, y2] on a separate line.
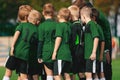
[90, 22, 99, 39]
[15, 24, 22, 32]
[55, 23, 63, 37]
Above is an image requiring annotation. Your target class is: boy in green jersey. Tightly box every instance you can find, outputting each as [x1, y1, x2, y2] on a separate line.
[27, 9, 42, 80]
[37, 3, 56, 80]
[68, 5, 86, 80]
[80, 6, 99, 80]
[52, 8, 72, 80]
[91, 8, 106, 80]
[3, 5, 33, 80]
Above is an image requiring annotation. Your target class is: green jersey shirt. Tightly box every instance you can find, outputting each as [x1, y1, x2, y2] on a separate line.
[84, 21, 99, 59]
[38, 19, 57, 62]
[55, 22, 72, 62]
[96, 23, 105, 60]
[98, 11, 112, 51]
[14, 22, 38, 61]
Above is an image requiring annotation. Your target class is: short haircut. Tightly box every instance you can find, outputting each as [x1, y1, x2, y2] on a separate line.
[80, 2, 93, 9]
[43, 3, 54, 16]
[18, 5, 33, 21]
[91, 8, 99, 22]
[72, 0, 86, 8]
[58, 8, 71, 21]
[28, 9, 41, 22]
[80, 6, 92, 18]
[68, 5, 79, 18]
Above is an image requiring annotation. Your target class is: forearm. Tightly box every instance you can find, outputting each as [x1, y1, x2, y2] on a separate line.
[100, 41, 105, 58]
[11, 31, 20, 47]
[53, 37, 62, 53]
[92, 37, 99, 53]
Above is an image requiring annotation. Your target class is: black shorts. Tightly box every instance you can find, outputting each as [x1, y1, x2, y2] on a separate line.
[72, 55, 86, 74]
[85, 59, 96, 73]
[53, 60, 72, 75]
[28, 62, 43, 75]
[5, 56, 17, 70]
[96, 61, 105, 73]
[43, 62, 53, 70]
[5, 56, 28, 74]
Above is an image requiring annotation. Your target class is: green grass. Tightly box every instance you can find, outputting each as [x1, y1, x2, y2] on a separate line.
[0, 58, 120, 80]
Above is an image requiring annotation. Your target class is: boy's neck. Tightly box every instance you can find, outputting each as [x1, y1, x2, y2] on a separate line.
[20, 20, 27, 23]
[58, 18, 67, 22]
[72, 16, 79, 21]
[85, 17, 91, 24]
[44, 16, 52, 20]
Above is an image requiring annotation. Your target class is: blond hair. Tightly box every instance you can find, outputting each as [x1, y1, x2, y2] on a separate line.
[18, 5, 33, 22]
[28, 9, 41, 24]
[43, 3, 54, 16]
[68, 5, 79, 18]
[80, 6, 92, 18]
[57, 8, 71, 21]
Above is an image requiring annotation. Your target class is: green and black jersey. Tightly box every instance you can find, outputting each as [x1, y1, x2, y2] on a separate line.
[38, 19, 57, 63]
[96, 23, 105, 60]
[84, 20, 99, 59]
[55, 22, 72, 62]
[14, 22, 37, 61]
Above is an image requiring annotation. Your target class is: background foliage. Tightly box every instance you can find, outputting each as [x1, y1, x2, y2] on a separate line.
[0, 0, 120, 36]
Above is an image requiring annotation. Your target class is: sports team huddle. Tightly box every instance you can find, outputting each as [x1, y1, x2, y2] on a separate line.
[2, 0, 112, 80]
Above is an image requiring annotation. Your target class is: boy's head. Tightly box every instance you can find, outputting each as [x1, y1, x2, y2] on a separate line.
[72, 0, 86, 8]
[57, 8, 71, 21]
[28, 9, 41, 25]
[18, 5, 33, 22]
[80, 6, 92, 23]
[91, 8, 99, 22]
[42, 3, 54, 17]
[68, 5, 79, 20]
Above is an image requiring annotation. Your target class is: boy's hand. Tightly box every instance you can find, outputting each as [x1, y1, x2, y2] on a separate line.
[38, 58, 43, 63]
[90, 52, 96, 60]
[10, 47, 14, 56]
[52, 52, 57, 60]
[106, 52, 110, 64]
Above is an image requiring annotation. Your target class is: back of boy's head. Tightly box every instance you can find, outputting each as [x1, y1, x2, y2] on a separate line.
[18, 5, 33, 22]
[91, 8, 99, 22]
[80, 2, 93, 9]
[80, 6, 92, 18]
[28, 9, 41, 24]
[43, 3, 54, 17]
[57, 8, 71, 21]
[72, 0, 86, 8]
[68, 5, 79, 18]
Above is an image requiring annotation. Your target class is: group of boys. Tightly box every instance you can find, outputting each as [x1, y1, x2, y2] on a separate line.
[2, 1, 112, 80]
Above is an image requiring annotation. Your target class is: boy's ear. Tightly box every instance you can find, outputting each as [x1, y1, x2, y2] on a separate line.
[42, 11, 44, 16]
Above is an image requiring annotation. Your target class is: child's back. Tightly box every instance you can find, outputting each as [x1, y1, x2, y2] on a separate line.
[14, 22, 37, 61]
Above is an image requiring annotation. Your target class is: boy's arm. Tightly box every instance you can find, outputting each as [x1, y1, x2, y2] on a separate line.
[52, 37, 62, 60]
[90, 37, 99, 60]
[37, 41, 43, 63]
[10, 31, 20, 56]
[99, 41, 105, 61]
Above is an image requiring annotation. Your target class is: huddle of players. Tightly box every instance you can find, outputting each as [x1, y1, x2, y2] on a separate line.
[2, 2, 107, 80]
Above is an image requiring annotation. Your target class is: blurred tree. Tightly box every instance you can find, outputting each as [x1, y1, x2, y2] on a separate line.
[0, 0, 71, 22]
[94, 0, 113, 15]
[0, 0, 71, 36]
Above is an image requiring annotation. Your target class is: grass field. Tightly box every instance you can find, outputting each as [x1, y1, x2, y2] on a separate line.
[0, 58, 120, 80]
